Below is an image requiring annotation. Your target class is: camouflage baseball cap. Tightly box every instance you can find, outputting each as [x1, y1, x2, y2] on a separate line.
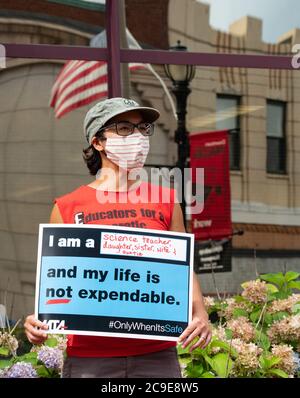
[84, 97, 160, 144]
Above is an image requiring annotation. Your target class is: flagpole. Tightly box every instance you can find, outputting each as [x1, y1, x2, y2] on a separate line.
[119, 0, 130, 98]
[106, 0, 122, 97]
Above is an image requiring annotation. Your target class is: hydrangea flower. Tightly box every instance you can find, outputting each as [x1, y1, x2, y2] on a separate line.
[2, 362, 37, 378]
[231, 339, 263, 377]
[203, 296, 215, 311]
[268, 314, 300, 343]
[226, 317, 255, 342]
[37, 346, 63, 370]
[218, 300, 251, 320]
[241, 280, 268, 304]
[271, 344, 296, 375]
[267, 294, 300, 315]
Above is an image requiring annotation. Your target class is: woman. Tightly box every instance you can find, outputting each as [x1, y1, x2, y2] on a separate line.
[24, 97, 212, 378]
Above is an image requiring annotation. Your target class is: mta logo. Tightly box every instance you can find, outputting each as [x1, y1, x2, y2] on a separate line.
[43, 320, 67, 330]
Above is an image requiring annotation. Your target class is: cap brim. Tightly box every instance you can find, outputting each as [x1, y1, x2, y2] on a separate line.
[132, 106, 160, 123]
[106, 106, 160, 124]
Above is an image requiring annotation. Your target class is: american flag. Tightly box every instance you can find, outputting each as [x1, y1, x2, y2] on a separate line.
[50, 60, 144, 119]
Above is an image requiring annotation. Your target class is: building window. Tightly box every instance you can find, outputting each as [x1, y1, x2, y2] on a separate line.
[216, 95, 241, 170]
[266, 100, 286, 174]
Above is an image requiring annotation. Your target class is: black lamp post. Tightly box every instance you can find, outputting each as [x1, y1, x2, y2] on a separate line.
[164, 41, 195, 228]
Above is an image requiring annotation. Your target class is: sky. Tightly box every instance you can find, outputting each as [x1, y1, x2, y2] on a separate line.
[200, 0, 300, 43]
[83, 0, 300, 43]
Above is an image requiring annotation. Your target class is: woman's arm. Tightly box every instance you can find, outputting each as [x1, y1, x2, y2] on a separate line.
[24, 204, 64, 344]
[169, 201, 212, 352]
[49, 203, 64, 223]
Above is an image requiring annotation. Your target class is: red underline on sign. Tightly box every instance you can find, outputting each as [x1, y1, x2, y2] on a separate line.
[46, 299, 71, 305]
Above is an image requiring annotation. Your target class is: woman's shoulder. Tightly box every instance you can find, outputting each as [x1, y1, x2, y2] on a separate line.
[142, 181, 177, 204]
[145, 181, 176, 193]
[54, 185, 87, 204]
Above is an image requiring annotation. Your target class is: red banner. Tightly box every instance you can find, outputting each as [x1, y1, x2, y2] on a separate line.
[189, 130, 232, 240]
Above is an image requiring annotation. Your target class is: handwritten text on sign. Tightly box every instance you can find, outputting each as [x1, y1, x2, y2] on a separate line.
[100, 232, 187, 261]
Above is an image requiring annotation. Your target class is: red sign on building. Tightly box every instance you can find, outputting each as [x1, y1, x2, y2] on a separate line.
[189, 130, 232, 241]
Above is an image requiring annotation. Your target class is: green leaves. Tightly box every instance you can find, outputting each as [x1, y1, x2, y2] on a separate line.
[178, 336, 237, 378]
[271, 311, 289, 322]
[0, 359, 10, 369]
[267, 368, 289, 378]
[200, 371, 215, 378]
[260, 271, 300, 295]
[233, 295, 247, 303]
[14, 352, 37, 366]
[185, 361, 204, 378]
[288, 281, 300, 290]
[272, 291, 290, 300]
[176, 337, 199, 355]
[0, 347, 10, 357]
[266, 284, 279, 294]
[44, 338, 58, 348]
[232, 308, 249, 319]
[209, 339, 238, 358]
[207, 353, 233, 378]
[259, 355, 281, 370]
[177, 344, 189, 356]
[255, 331, 271, 351]
[258, 354, 290, 378]
[250, 309, 261, 323]
[36, 364, 52, 378]
[264, 312, 273, 326]
[260, 273, 285, 288]
[225, 328, 233, 340]
[284, 271, 300, 282]
[260, 271, 300, 299]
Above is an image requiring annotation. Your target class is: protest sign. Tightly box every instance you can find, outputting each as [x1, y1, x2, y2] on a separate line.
[35, 224, 194, 341]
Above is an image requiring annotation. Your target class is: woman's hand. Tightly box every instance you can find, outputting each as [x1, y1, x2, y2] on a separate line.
[24, 314, 48, 345]
[178, 312, 212, 352]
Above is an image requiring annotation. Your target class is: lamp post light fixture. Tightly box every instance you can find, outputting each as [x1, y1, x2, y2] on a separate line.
[164, 40, 196, 228]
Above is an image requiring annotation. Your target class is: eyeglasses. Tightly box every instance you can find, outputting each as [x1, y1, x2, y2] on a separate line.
[98, 121, 155, 136]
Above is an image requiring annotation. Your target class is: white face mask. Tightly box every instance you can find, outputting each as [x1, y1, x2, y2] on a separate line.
[103, 132, 150, 171]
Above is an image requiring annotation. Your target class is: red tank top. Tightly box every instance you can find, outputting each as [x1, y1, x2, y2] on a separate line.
[54, 181, 177, 357]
